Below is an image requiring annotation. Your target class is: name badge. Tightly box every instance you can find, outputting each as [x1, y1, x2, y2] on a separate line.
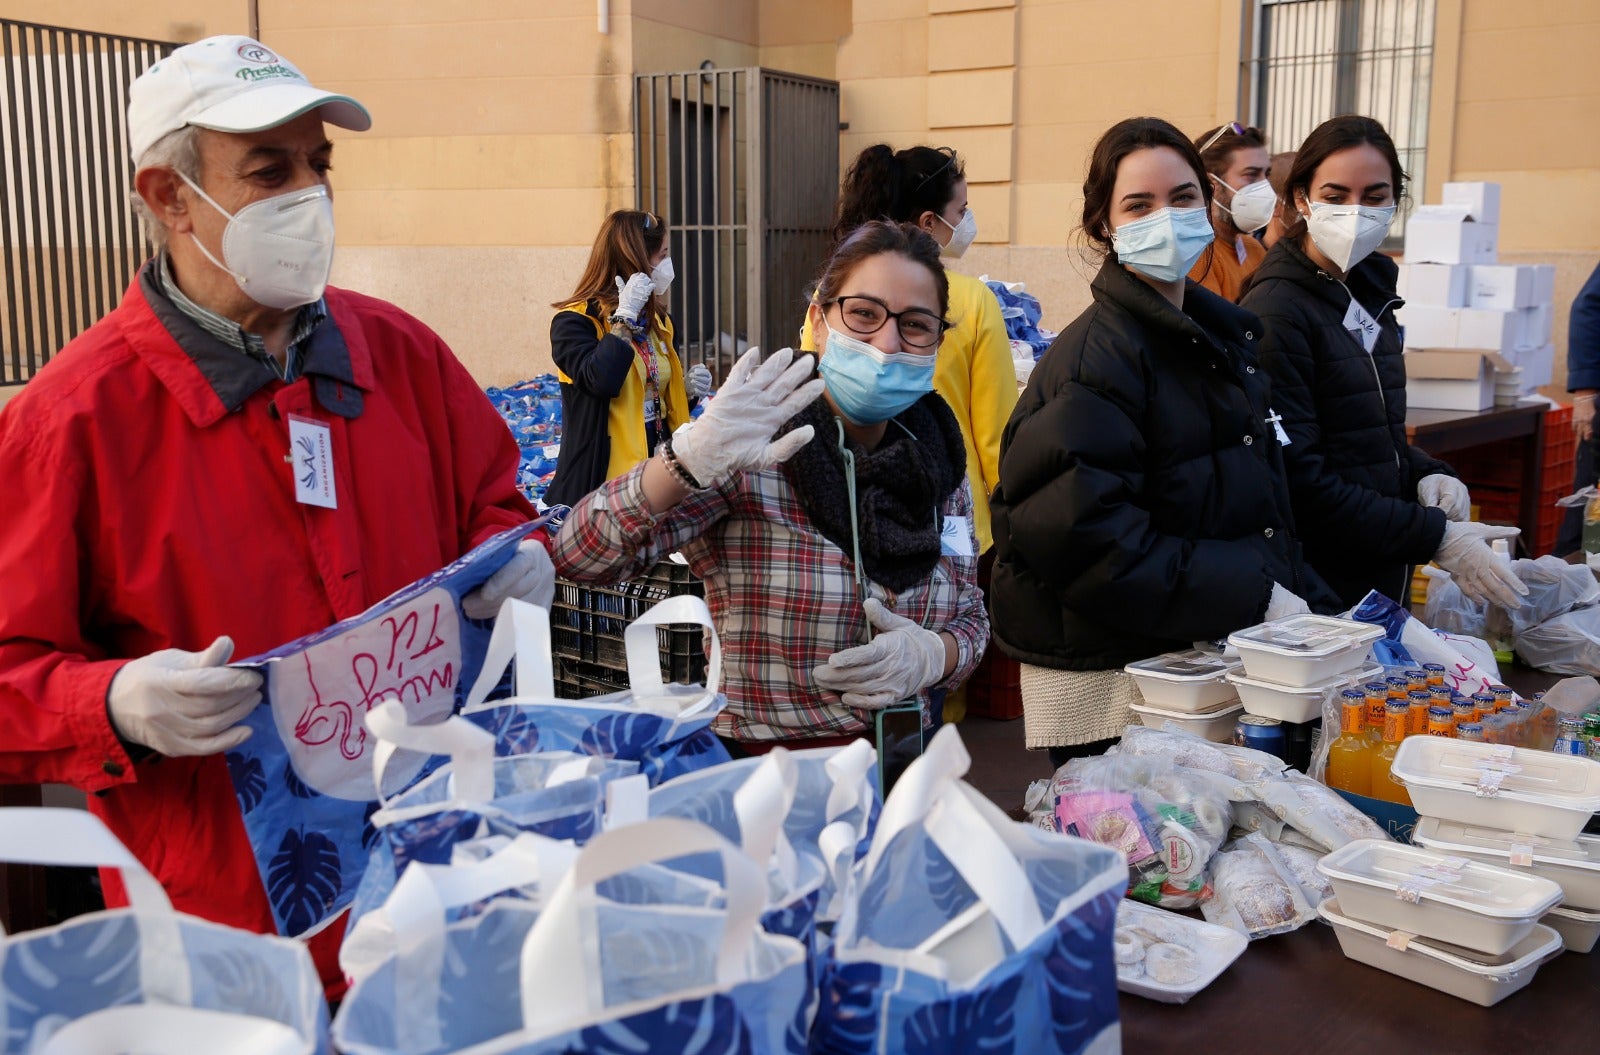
[1343, 297, 1380, 354]
[940, 515, 975, 557]
[288, 415, 337, 509]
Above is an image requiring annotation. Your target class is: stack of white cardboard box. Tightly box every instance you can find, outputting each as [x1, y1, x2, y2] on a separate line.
[1396, 181, 1557, 412]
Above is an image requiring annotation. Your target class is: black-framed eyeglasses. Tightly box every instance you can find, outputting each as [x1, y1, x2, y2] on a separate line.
[914, 146, 958, 191]
[826, 296, 947, 349]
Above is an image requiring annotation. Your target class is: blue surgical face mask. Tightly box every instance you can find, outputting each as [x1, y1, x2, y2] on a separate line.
[817, 320, 935, 425]
[1111, 206, 1215, 284]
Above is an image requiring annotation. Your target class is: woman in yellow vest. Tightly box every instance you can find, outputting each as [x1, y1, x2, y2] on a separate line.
[545, 210, 707, 508]
[802, 145, 1017, 555]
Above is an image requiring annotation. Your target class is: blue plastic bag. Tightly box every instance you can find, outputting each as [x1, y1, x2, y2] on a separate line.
[226, 521, 544, 937]
[811, 727, 1126, 1055]
[333, 819, 812, 1055]
[982, 278, 1054, 357]
[0, 809, 330, 1055]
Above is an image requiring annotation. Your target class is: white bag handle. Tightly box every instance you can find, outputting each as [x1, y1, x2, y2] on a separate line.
[516, 818, 766, 1034]
[857, 727, 1045, 952]
[367, 697, 496, 807]
[461, 598, 557, 712]
[36, 1005, 310, 1055]
[0, 808, 190, 1004]
[732, 749, 800, 890]
[818, 739, 876, 823]
[623, 595, 722, 702]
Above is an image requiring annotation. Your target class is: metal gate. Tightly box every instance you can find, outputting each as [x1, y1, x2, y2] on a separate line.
[634, 68, 839, 381]
[1, 20, 174, 388]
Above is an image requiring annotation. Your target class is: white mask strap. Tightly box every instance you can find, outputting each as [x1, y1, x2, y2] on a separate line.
[175, 172, 246, 284]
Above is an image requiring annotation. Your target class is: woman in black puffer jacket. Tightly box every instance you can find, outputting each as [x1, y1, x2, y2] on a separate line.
[989, 117, 1336, 766]
[1239, 115, 1526, 611]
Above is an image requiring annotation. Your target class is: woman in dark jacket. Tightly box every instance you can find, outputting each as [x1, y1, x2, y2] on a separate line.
[989, 117, 1335, 765]
[1239, 115, 1526, 611]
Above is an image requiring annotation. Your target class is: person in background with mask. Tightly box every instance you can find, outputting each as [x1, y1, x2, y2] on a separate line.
[543, 209, 709, 508]
[555, 222, 987, 752]
[802, 143, 1017, 722]
[1188, 124, 1273, 301]
[1262, 150, 1298, 248]
[1240, 114, 1526, 611]
[0, 36, 550, 997]
[989, 117, 1334, 767]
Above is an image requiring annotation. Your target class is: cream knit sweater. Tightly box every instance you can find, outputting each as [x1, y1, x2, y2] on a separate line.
[1020, 665, 1140, 748]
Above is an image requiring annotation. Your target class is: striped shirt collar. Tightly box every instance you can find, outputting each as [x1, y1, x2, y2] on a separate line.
[155, 251, 326, 382]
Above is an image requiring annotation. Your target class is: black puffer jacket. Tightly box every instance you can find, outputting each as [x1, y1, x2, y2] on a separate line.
[1239, 241, 1453, 607]
[990, 259, 1335, 672]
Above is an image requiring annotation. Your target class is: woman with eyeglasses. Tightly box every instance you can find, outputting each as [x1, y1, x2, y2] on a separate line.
[1238, 114, 1526, 611]
[553, 221, 987, 753]
[544, 209, 711, 509]
[989, 117, 1335, 767]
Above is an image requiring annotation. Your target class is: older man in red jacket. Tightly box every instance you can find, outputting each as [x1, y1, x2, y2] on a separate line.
[0, 36, 551, 995]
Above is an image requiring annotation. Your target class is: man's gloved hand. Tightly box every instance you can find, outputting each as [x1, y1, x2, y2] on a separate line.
[463, 540, 556, 620]
[612, 272, 654, 323]
[1264, 582, 1312, 622]
[107, 636, 261, 757]
[813, 599, 947, 711]
[671, 347, 826, 489]
[685, 362, 713, 403]
[1433, 521, 1529, 609]
[1418, 473, 1472, 522]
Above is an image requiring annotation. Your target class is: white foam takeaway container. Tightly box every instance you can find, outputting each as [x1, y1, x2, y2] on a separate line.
[1412, 817, 1600, 911]
[1317, 840, 1563, 956]
[1319, 899, 1561, 1006]
[1227, 615, 1383, 686]
[1227, 663, 1383, 724]
[1390, 737, 1600, 841]
[1541, 904, 1600, 954]
[1123, 649, 1241, 713]
[1128, 698, 1242, 742]
[1114, 898, 1248, 1003]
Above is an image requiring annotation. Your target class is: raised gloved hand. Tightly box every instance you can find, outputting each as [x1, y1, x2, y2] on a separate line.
[1433, 521, 1528, 609]
[107, 636, 261, 757]
[463, 540, 556, 620]
[685, 362, 713, 403]
[670, 347, 826, 488]
[813, 598, 948, 711]
[1417, 473, 1472, 522]
[612, 272, 654, 323]
[1264, 582, 1312, 622]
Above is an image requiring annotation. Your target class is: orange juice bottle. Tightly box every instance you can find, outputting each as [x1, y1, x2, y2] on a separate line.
[1428, 706, 1456, 738]
[1364, 682, 1390, 732]
[1327, 689, 1376, 796]
[1422, 663, 1446, 688]
[1370, 700, 1413, 805]
[1407, 691, 1432, 738]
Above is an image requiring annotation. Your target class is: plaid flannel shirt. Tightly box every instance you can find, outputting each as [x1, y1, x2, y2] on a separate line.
[552, 459, 988, 742]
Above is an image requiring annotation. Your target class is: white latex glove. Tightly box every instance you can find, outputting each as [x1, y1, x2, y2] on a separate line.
[685, 362, 713, 403]
[1264, 582, 1312, 622]
[813, 598, 948, 711]
[107, 636, 261, 757]
[671, 347, 827, 488]
[463, 540, 556, 620]
[612, 272, 654, 323]
[1417, 473, 1472, 522]
[1433, 521, 1529, 609]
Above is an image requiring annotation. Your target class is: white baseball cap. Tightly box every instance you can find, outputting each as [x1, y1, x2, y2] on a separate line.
[129, 35, 370, 163]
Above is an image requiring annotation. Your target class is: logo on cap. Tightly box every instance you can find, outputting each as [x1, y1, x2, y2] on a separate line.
[237, 43, 278, 64]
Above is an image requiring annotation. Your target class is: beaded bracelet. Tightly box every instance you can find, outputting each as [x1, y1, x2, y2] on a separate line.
[659, 434, 709, 492]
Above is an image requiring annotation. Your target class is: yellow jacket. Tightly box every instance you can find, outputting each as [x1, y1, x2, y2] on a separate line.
[800, 270, 1017, 551]
[546, 303, 691, 506]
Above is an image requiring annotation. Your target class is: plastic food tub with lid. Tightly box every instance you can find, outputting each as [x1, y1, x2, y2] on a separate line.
[1412, 817, 1600, 910]
[1318, 898, 1563, 1006]
[1123, 650, 1241, 714]
[1541, 904, 1600, 953]
[1227, 615, 1383, 687]
[1227, 663, 1383, 724]
[1390, 737, 1600, 841]
[1316, 839, 1563, 956]
[1127, 698, 1243, 742]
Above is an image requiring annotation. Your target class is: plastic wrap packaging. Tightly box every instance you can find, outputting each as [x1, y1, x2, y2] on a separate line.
[1200, 833, 1316, 940]
[1054, 750, 1233, 908]
[1516, 608, 1600, 675]
[1271, 841, 1333, 905]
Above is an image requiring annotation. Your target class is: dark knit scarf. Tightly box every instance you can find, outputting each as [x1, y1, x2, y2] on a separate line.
[779, 391, 967, 592]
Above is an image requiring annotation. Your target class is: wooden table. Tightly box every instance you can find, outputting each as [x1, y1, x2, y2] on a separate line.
[1406, 401, 1548, 554]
